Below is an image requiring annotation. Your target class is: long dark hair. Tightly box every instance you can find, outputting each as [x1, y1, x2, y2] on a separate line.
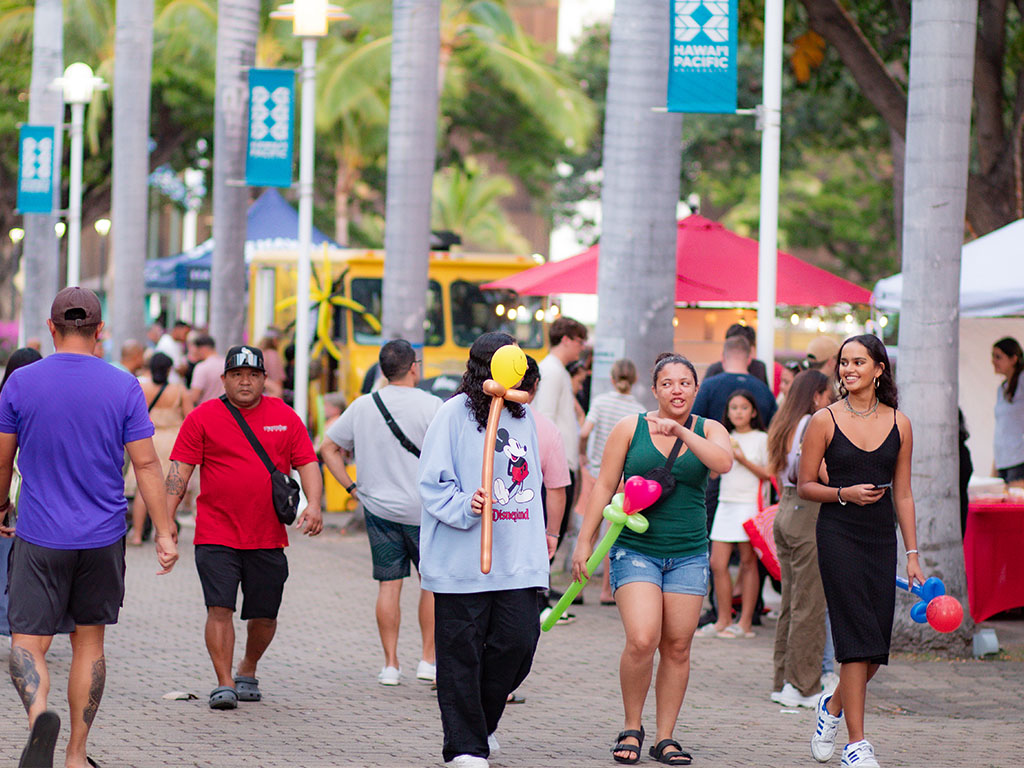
[149, 352, 174, 386]
[994, 337, 1023, 402]
[722, 389, 766, 433]
[0, 348, 43, 393]
[455, 332, 526, 431]
[767, 369, 829, 476]
[836, 334, 897, 409]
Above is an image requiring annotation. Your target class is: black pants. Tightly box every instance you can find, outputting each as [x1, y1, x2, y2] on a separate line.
[434, 588, 541, 762]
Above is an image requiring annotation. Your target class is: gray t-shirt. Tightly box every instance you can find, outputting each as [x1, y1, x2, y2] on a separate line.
[326, 385, 442, 525]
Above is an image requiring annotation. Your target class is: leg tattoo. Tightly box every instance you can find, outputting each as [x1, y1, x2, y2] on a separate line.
[10, 646, 40, 713]
[83, 656, 106, 727]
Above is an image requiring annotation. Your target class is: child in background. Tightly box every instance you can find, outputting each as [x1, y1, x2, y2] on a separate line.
[698, 390, 771, 638]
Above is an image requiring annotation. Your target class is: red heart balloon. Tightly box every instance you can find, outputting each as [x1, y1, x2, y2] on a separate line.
[925, 595, 963, 633]
[623, 476, 662, 515]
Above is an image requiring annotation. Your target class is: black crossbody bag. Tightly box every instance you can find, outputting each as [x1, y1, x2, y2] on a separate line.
[372, 391, 421, 458]
[220, 396, 300, 524]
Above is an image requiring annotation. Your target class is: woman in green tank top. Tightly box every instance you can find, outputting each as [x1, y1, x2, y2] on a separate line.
[571, 354, 732, 766]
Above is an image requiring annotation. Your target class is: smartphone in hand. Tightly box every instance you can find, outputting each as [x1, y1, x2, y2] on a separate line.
[872, 482, 892, 490]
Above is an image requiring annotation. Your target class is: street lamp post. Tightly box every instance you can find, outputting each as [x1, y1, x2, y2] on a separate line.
[94, 217, 111, 296]
[55, 63, 106, 288]
[271, 0, 347, 427]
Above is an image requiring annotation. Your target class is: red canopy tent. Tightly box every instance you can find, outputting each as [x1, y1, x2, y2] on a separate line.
[485, 215, 872, 305]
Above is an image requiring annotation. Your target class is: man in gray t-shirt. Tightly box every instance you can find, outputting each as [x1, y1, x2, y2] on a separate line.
[321, 340, 442, 686]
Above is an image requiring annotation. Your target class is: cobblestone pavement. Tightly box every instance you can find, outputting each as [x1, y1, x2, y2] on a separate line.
[0, 521, 1021, 768]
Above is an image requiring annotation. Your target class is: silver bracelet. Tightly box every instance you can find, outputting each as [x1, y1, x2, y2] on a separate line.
[906, 549, 919, 556]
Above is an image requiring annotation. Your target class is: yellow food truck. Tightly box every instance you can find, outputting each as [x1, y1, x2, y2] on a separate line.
[248, 246, 551, 404]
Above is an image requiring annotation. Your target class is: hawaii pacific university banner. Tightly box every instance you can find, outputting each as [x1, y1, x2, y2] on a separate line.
[17, 125, 56, 214]
[246, 68, 295, 188]
[667, 1, 738, 113]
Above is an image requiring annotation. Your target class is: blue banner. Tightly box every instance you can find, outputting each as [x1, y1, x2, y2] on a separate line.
[246, 69, 295, 188]
[667, 0, 738, 114]
[17, 125, 56, 214]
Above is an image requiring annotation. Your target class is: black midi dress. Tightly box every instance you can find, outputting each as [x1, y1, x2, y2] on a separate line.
[816, 407, 900, 665]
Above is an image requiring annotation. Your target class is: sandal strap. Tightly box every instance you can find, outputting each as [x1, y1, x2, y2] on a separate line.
[611, 743, 640, 756]
[650, 739, 692, 764]
[615, 729, 644, 742]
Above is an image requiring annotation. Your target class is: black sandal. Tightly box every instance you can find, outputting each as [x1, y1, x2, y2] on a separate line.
[649, 738, 692, 765]
[611, 726, 644, 765]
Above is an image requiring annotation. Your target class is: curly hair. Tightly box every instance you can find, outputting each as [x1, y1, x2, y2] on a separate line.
[650, 352, 699, 388]
[836, 334, 897, 409]
[455, 332, 526, 431]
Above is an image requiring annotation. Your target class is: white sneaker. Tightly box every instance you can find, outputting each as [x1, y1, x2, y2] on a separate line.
[811, 692, 843, 762]
[417, 660, 436, 683]
[487, 732, 501, 757]
[377, 666, 401, 686]
[821, 671, 840, 694]
[775, 682, 819, 708]
[841, 739, 880, 767]
[449, 755, 489, 768]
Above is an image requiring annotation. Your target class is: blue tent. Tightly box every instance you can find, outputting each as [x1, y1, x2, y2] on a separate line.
[144, 188, 339, 291]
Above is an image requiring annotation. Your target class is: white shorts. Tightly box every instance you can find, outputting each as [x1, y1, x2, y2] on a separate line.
[710, 500, 755, 543]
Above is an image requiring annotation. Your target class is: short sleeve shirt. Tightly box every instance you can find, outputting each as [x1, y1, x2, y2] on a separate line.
[171, 396, 317, 549]
[190, 354, 225, 404]
[0, 354, 154, 549]
[532, 409, 570, 490]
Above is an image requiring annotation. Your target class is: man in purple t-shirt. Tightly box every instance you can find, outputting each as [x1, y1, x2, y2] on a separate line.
[0, 288, 179, 768]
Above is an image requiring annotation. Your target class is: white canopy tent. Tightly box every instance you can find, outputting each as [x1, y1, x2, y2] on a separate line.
[874, 218, 1024, 317]
[873, 218, 1024, 476]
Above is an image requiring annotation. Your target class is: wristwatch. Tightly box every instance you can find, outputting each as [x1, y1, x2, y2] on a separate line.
[345, 482, 357, 493]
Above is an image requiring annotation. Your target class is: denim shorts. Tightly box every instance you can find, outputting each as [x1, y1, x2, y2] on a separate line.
[608, 545, 709, 596]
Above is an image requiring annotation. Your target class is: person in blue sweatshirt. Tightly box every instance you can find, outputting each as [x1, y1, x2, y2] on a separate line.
[418, 332, 549, 768]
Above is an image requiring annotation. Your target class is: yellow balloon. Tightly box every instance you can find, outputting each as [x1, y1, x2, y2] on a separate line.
[490, 344, 528, 389]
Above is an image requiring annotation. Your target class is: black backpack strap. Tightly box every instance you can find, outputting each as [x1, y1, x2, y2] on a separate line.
[372, 391, 421, 458]
[148, 383, 169, 413]
[220, 395, 277, 477]
[664, 437, 683, 469]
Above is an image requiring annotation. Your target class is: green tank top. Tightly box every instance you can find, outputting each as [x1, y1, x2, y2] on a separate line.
[616, 416, 710, 558]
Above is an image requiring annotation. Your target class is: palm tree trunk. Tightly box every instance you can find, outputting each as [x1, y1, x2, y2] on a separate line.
[333, 150, 356, 247]
[20, 0, 63, 353]
[592, 0, 683, 406]
[210, 0, 259, 348]
[109, 0, 155, 356]
[381, 0, 442, 346]
[894, 0, 978, 654]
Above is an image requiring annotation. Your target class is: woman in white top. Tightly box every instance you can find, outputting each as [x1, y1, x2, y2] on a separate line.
[579, 359, 644, 604]
[991, 337, 1024, 485]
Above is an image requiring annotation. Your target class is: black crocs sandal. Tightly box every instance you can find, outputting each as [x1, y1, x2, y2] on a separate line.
[649, 738, 692, 765]
[19, 711, 60, 768]
[611, 726, 644, 765]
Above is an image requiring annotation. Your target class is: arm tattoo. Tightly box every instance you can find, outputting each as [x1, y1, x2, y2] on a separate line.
[83, 656, 105, 727]
[165, 461, 186, 498]
[9, 646, 40, 714]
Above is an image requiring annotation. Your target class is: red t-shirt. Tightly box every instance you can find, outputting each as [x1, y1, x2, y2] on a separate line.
[171, 396, 318, 549]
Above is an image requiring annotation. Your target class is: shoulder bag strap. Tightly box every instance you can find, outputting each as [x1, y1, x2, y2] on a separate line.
[148, 383, 169, 413]
[372, 391, 421, 458]
[220, 395, 277, 477]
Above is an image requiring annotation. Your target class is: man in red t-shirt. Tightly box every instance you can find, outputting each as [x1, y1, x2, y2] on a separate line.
[166, 345, 322, 710]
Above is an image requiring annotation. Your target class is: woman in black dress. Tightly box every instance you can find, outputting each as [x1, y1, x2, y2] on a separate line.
[797, 335, 923, 768]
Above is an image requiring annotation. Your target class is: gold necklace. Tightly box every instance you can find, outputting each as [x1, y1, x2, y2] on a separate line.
[844, 396, 878, 418]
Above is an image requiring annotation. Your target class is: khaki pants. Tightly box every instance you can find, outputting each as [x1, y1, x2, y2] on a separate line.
[772, 486, 826, 697]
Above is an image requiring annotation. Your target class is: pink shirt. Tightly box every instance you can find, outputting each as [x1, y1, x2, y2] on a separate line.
[191, 354, 225, 404]
[533, 409, 570, 489]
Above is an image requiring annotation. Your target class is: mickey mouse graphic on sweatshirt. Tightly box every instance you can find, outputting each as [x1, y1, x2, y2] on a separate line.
[493, 427, 536, 505]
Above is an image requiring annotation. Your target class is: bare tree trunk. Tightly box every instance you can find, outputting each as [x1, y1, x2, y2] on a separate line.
[110, 0, 155, 356]
[210, 0, 259, 348]
[592, 0, 682, 406]
[333, 151, 356, 247]
[894, 0, 978, 654]
[381, 0, 441, 347]
[21, 0, 63, 353]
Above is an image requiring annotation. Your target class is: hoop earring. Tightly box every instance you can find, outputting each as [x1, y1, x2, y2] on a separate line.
[838, 381, 848, 398]
[874, 377, 880, 389]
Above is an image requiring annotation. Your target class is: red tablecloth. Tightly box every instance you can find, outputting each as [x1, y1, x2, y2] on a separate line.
[964, 500, 1024, 622]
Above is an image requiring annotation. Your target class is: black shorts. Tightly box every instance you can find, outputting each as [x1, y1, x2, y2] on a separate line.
[8, 537, 125, 635]
[194, 545, 288, 620]
[997, 462, 1024, 483]
[364, 509, 420, 581]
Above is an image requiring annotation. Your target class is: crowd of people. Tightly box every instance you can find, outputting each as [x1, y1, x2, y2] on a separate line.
[0, 286, 1001, 768]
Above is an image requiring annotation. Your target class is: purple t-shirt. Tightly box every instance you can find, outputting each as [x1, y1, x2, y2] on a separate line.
[0, 353, 155, 549]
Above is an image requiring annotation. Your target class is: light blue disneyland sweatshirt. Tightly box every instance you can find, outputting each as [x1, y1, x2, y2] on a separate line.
[418, 393, 549, 594]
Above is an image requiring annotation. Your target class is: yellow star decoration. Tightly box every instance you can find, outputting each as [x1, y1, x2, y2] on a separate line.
[274, 244, 382, 363]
